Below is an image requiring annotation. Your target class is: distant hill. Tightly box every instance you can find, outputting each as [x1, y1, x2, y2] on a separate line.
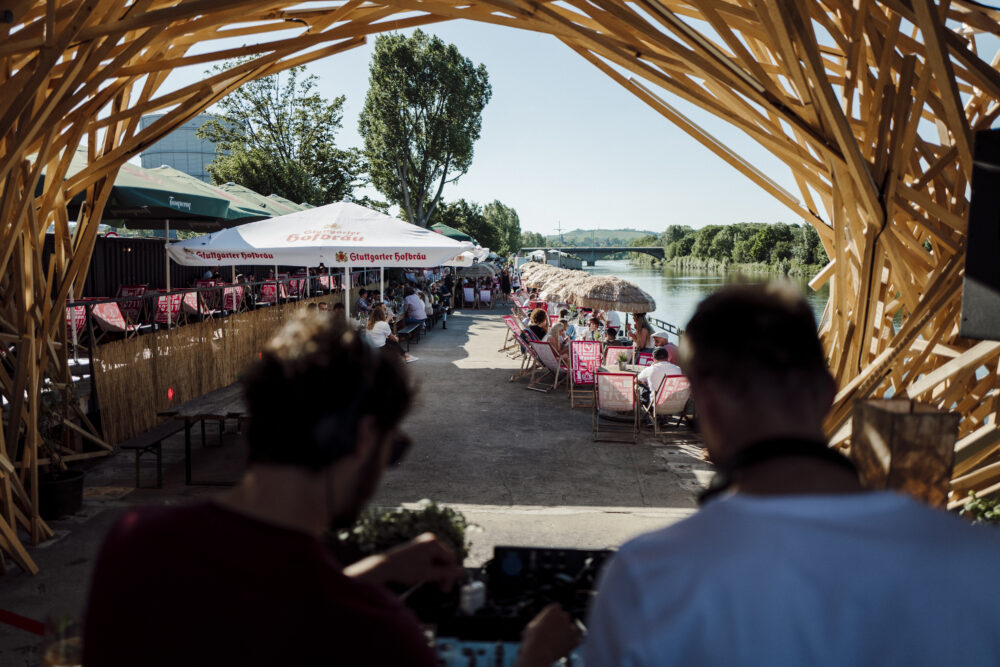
[542, 228, 657, 246]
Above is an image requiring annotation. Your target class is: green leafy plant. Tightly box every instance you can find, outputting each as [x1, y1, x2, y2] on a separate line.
[329, 500, 471, 564]
[617, 351, 629, 363]
[960, 491, 1000, 525]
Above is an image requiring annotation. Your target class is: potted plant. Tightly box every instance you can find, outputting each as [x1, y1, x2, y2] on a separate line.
[616, 351, 630, 371]
[37, 388, 85, 520]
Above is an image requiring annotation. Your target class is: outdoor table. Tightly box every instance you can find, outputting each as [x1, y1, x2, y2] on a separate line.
[157, 383, 247, 485]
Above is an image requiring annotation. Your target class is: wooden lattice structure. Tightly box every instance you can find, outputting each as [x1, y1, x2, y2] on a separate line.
[2, 1, 999, 572]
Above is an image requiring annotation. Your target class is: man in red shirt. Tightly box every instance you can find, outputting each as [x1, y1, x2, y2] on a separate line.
[83, 314, 576, 666]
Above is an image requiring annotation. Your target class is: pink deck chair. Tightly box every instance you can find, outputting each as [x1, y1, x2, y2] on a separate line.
[153, 293, 182, 326]
[91, 302, 142, 342]
[604, 345, 634, 368]
[593, 372, 638, 442]
[549, 315, 560, 327]
[644, 375, 692, 435]
[182, 291, 219, 320]
[66, 303, 87, 344]
[479, 288, 492, 309]
[463, 287, 476, 309]
[117, 285, 146, 323]
[500, 315, 525, 355]
[222, 285, 244, 312]
[569, 340, 602, 409]
[257, 282, 278, 306]
[526, 340, 569, 392]
[636, 351, 655, 367]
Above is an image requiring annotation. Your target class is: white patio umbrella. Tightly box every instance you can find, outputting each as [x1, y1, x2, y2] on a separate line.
[443, 251, 476, 267]
[168, 202, 473, 318]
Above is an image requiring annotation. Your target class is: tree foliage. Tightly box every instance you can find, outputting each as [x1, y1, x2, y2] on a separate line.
[656, 222, 829, 269]
[482, 200, 522, 256]
[197, 62, 368, 206]
[360, 30, 492, 227]
[431, 198, 521, 256]
[521, 230, 546, 248]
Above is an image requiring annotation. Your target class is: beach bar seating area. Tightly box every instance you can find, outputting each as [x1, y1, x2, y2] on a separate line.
[504, 262, 694, 443]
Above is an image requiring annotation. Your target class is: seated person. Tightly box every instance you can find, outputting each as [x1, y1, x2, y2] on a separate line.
[636, 346, 682, 407]
[605, 310, 621, 339]
[578, 318, 600, 341]
[526, 308, 549, 341]
[651, 331, 680, 364]
[366, 304, 404, 358]
[545, 319, 571, 364]
[559, 309, 576, 339]
[356, 289, 371, 314]
[403, 287, 427, 326]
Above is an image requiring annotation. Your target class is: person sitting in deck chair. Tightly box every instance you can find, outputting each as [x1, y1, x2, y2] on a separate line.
[636, 346, 681, 409]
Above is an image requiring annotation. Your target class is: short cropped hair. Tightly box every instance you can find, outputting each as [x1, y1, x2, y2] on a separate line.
[242, 313, 413, 470]
[653, 346, 669, 361]
[680, 284, 827, 392]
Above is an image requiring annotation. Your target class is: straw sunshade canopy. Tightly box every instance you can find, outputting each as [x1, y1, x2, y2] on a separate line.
[570, 275, 656, 313]
[539, 272, 584, 301]
[458, 263, 496, 278]
[523, 265, 565, 287]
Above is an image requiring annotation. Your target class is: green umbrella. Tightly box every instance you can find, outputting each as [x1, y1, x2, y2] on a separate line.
[431, 222, 474, 243]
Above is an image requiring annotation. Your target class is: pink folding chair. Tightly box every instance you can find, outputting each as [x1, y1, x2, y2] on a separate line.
[66, 303, 87, 344]
[222, 285, 244, 311]
[257, 282, 278, 306]
[636, 351, 655, 367]
[500, 315, 525, 355]
[593, 372, 638, 442]
[569, 340, 602, 408]
[644, 375, 692, 435]
[604, 345, 634, 368]
[183, 291, 219, 320]
[549, 315, 560, 327]
[91, 302, 143, 342]
[526, 340, 569, 392]
[117, 285, 146, 323]
[153, 293, 182, 327]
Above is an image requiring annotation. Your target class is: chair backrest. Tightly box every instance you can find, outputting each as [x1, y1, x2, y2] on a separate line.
[595, 372, 636, 412]
[91, 302, 128, 332]
[463, 287, 475, 301]
[636, 351, 655, 367]
[153, 293, 182, 324]
[513, 297, 524, 308]
[182, 291, 202, 315]
[195, 279, 215, 289]
[318, 275, 332, 290]
[654, 375, 691, 413]
[480, 289, 491, 303]
[260, 282, 278, 304]
[503, 315, 523, 335]
[604, 345, 634, 367]
[529, 301, 548, 312]
[570, 340, 602, 385]
[528, 340, 563, 374]
[223, 286, 243, 310]
[116, 285, 145, 322]
[549, 315, 560, 326]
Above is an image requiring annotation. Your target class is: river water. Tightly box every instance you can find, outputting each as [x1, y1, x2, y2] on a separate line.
[582, 260, 830, 331]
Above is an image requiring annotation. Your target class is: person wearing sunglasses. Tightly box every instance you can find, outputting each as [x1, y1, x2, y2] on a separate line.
[83, 312, 578, 666]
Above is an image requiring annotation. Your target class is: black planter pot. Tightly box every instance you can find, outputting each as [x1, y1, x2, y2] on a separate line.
[38, 469, 85, 520]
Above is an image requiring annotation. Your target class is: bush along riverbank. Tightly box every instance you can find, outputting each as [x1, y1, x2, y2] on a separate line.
[629, 222, 828, 278]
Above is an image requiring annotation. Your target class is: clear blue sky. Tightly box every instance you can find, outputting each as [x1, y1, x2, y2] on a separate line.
[156, 19, 801, 237]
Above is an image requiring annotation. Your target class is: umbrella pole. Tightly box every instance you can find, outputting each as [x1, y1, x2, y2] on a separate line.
[380, 267, 384, 303]
[165, 219, 171, 330]
[344, 266, 351, 320]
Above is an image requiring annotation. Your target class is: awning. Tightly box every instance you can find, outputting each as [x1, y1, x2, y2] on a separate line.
[431, 222, 474, 243]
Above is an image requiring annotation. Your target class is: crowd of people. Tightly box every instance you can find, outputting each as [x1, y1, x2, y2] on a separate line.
[78, 269, 1000, 666]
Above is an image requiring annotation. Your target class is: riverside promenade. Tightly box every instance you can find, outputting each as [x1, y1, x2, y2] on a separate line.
[0, 306, 711, 663]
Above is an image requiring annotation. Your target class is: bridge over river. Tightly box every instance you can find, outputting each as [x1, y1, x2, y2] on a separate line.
[522, 246, 665, 266]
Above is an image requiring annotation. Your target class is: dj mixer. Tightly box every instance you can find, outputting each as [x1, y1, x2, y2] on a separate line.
[405, 546, 613, 667]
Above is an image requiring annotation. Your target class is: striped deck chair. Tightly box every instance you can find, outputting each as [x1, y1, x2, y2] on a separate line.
[463, 287, 477, 309]
[182, 291, 218, 321]
[117, 285, 146, 323]
[257, 281, 278, 307]
[509, 328, 541, 382]
[91, 302, 143, 342]
[66, 303, 87, 346]
[604, 345, 634, 368]
[636, 351, 655, 367]
[222, 285, 245, 312]
[526, 340, 569, 393]
[479, 288, 492, 309]
[593, 372, 638, 443]
[153, 293, 183, 327]
[644, 375, 692, 435]
[569, 340, 602, 408]
[500, 315, 525, 355]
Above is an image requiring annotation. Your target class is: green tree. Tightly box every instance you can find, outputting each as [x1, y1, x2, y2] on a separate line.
[197, 62, 367, 206]
[483, 200, 521, 256]
[708, 227, 735, 261]
[521, 230, 545, 248]
[691, 226, 723, 259]
[435, 199, 500, 251]
[359, 30, 492, 227]
[663, 225, 694, 245]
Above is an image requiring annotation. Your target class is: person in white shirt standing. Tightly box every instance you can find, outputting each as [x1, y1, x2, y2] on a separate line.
[586, 283, 1000, 667]
[635, 346, 682, 408]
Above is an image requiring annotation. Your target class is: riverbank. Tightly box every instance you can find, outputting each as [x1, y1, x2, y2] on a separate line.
[632, 254, 826, 278]
[0, 307, 710, 664]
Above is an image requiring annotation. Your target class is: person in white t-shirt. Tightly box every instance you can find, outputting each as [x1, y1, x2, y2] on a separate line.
[403, 288, 426, 326]
[364, 304, 404, 358]
[605, 310, 621, 338]
[586, 284, 1000, 667]
[636, 346, 682, 407]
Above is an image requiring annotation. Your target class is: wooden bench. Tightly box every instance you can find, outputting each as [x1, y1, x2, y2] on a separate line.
[119, 420, 185, 488]
[397, 322, 422, 350]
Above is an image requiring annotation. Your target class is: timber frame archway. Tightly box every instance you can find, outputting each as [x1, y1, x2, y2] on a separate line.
[2, 1, 1000, 572]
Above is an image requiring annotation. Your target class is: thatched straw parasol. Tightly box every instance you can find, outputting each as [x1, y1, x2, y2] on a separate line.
[569, 275, 656, 313]
[522, 264, 564, 287]
[458, 263, 496, 278]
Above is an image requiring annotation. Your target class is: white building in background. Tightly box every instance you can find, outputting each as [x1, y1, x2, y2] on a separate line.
[139, 114, 226, 182]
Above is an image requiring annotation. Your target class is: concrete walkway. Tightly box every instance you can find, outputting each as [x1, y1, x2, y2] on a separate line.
[0, 306, 712, 663]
